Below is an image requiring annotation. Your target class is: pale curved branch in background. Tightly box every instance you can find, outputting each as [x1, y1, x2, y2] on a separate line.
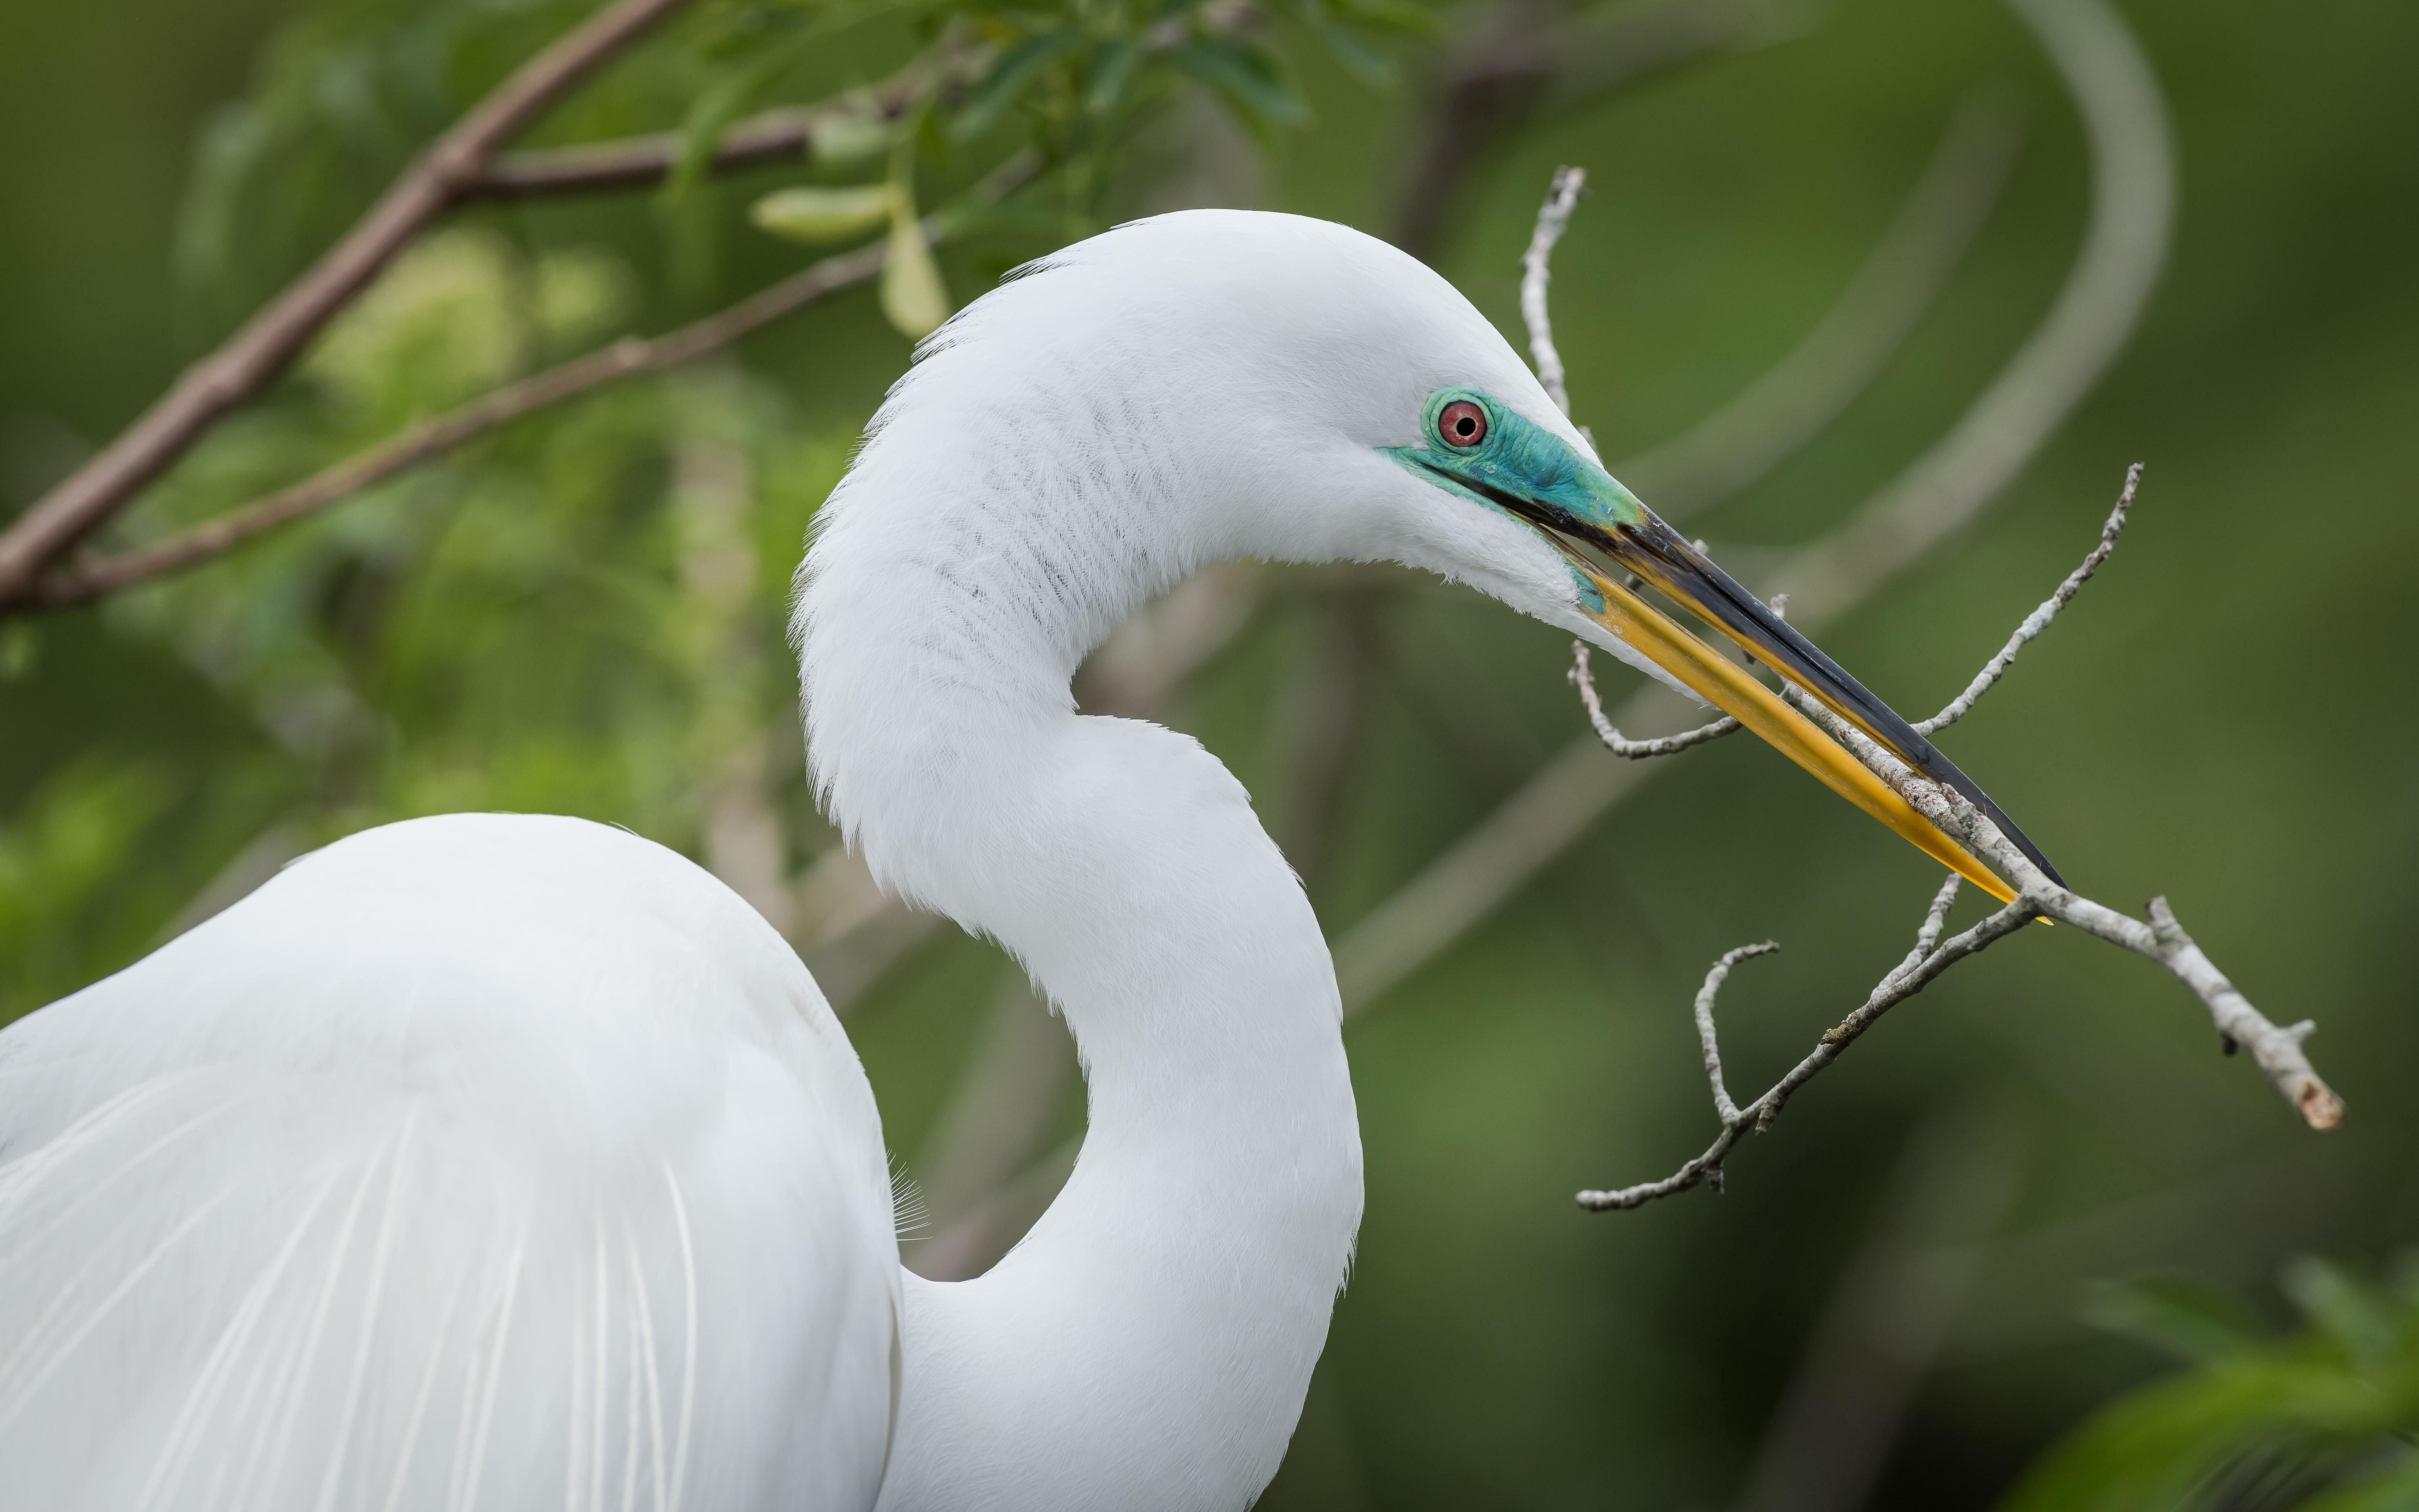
[1774, 0, 2173, 624]
[1389, 0, 1797, 256]
[1726, 1107, 2024, 1512]
[1615, 94, 2027, 518]
[1334, 0, 2174, 1015]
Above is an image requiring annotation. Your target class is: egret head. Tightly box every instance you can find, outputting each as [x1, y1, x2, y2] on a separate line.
[1372, 382, 2058, 898]
[816, 209, 2055, 898]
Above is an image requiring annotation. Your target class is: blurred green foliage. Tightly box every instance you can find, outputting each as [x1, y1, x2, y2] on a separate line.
[0, 756, 173, 1012]
[2008, 1260, 2419, 1510]
[0, 0, 1420, 1029]
[4, 0, 2419, 1506]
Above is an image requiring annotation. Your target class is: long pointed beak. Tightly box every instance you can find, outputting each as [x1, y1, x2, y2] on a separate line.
[1549, 530, 2024, 904]
[1570, 508, 2061, 893]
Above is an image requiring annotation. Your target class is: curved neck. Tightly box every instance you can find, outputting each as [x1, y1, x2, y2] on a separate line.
[800, 374, 1363, 1510]
[880, 717, 1361, 1512]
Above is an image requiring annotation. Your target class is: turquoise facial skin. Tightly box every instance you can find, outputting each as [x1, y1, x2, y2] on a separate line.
[1385, 393, 2070, 891]
[1381, 388, 1654, 610]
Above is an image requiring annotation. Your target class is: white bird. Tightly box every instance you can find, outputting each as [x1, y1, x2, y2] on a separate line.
[0, 210, 2051, 1510]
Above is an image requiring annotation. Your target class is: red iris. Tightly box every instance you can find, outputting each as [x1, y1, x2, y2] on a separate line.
[1438, 400, 1487, 449]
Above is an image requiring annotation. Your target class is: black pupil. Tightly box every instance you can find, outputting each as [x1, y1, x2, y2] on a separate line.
[1450, 411, 1478, 440]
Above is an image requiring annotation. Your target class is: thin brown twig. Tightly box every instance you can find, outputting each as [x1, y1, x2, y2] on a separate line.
[460, 45, 989, 200]
[0, 0, 698, 607]
[34, 251, 874, 605]
[467, 109, 842, 199]
[465, 2, 1247, 202]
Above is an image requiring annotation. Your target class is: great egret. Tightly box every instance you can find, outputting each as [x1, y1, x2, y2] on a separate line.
[0, 210, 2049, 1510]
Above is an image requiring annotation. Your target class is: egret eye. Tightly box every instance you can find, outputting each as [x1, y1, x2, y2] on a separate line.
[1437, 400, 1487, 449]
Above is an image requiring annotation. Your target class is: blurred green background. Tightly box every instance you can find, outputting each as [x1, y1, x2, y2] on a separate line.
[3, 0, 2416, 1504]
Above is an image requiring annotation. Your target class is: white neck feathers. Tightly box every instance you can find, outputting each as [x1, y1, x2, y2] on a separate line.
[796, 243, 1364, 1511]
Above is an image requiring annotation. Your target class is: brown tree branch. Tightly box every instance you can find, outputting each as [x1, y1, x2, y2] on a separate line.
[0, 0, 699, 607]
[30, 244, 876, 606]
[459, 42, 997, 200]
[22, 159, 1035, 609]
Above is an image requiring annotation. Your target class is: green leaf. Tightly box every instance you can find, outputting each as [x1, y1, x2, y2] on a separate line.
[750, 184, 897, 245]
[1996, 1357, 2352, 1512]
[2296, 1449, 2419, 1512]
[1304, 13, 1398, 91]
[1086, 38, 1141, 120]
[2288, 1258, 2402, 1366]
[661, 37, 811, 207]
[173, 102, 273, 314]
[0, 757, 176, 1021]
[2089, 1274, 2272, 1364]
[952, 31, 1087, 142]
[1328, 0, 1442, 37]
[1169, 38, 1308, 143]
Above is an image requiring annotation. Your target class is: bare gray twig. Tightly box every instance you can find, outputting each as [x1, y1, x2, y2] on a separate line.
[1917, 460, 2135, 735]
[1568, 640, 1739, 757]
[1848, 706, 2343, 1131]
[1695, 941, 1778, 1128]
[1520, 166, 1588, 418]
[1579, 877, 2037, 1210]
[1578, 463, 2341, 1212]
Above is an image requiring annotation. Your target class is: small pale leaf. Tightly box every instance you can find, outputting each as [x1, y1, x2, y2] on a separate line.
[809, 116, 891, 168]
[880, 200, 951, 340]
[749, 185, 895, 245]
